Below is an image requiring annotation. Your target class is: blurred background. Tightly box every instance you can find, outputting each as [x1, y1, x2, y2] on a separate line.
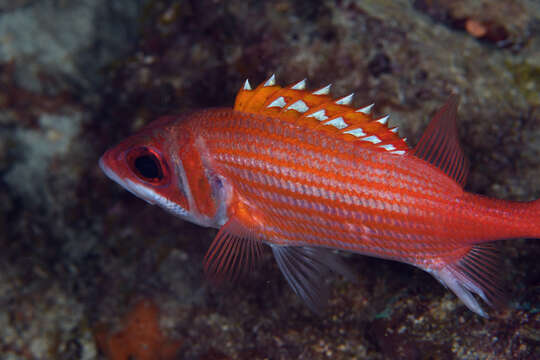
[0, 0, 539, 359]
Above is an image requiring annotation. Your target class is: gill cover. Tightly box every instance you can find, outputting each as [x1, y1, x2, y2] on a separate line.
[175, 137, 228, 227]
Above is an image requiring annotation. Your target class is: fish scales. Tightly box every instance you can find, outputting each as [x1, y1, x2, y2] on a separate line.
[198, 111, 459, 255]
[100, 75, 540, 317]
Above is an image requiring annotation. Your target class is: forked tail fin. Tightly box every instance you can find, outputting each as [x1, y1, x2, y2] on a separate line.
[427, 243, 505, 317]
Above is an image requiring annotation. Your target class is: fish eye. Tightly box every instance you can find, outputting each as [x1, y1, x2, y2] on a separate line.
[134, 154, 162, 180]
[127, 147, 167, 184]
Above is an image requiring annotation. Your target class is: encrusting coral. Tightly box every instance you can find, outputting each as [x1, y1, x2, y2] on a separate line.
[95, 299, 182, 360]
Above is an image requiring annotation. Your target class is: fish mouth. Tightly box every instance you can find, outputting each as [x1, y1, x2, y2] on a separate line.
[99, 153, 191, 219]
[99, 156, 119, 183]
[99, 155, 128, 191]
[99, 154, 157, 205]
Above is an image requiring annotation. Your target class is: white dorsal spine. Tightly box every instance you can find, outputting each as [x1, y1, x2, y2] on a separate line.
[376, 115, 389, 125]
[287, 100, 309, 113]
[356, 104, 374, 114]
[361, 135, 382, 144]
[243, 79, 252, 90]
[343, 128, 366, 137]
[336, 93, 354, 105]
[325, 117, 348, 129]
[291, 79, 307, 90]
[264, 74, 276, 87]
[379, 144, 396, 151]
[267, 96, 286, 108]
[313, 84, 331, 95]
[307, 110, 329, 121]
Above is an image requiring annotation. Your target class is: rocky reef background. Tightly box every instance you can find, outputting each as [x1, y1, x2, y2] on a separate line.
[0, 0, 539, 359]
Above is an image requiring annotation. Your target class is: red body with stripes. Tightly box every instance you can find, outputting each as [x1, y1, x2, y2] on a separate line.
[100, 77, 540, 317]
[178, 109, 539, 267]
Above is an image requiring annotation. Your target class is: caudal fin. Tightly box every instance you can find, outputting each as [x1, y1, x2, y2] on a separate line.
[427, 243, 505, 317]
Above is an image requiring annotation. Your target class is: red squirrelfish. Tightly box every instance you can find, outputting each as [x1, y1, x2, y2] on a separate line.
[100, 75, 540, 317]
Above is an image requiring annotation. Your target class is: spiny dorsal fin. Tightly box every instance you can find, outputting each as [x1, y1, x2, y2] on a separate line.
[413, 95, 469, 187]
[234, 74, 409, 155]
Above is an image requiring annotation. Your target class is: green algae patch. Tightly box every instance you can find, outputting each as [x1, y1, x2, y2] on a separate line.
[507, 61, 540, 106]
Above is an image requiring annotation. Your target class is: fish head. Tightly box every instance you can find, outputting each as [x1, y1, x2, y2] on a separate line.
[99, 115, 227, 228]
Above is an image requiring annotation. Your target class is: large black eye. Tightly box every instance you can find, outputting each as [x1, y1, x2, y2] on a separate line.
[127, 147, 168, 184]
[134, 154, 162, 180]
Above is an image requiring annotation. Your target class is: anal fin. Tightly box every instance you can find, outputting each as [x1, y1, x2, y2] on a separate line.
[271, 245, 356, 313]
[428, 243, 505, 318]
[203, 218, 264, 284]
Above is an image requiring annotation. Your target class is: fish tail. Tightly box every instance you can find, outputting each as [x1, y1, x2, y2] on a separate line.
[426, 243, 505, 318]
[513, 198, 540, 238]
[463, 194, 540, 241]
[436, 197, 540, 317]
[510, 198, 540, 239]
[530, 198, 540, 236]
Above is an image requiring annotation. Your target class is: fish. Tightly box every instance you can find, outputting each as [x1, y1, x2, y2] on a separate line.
[99, 74, 540, 317]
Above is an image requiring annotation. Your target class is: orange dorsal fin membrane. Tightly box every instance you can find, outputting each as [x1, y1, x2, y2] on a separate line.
[203, 218, 264, 284]
[413, 95, 469, 187]
[234, 75, 409, 155]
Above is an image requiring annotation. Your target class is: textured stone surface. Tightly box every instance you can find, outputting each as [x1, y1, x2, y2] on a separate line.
[0, 0, 539, 359]
[0, 0, 140, 92]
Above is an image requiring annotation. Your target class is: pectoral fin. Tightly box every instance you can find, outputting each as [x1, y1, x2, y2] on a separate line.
[203, 218, 264, 284]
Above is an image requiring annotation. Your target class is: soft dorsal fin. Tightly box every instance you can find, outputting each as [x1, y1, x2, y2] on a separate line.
[234, 75, 409, 155]
[413, 95, 469, 187]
